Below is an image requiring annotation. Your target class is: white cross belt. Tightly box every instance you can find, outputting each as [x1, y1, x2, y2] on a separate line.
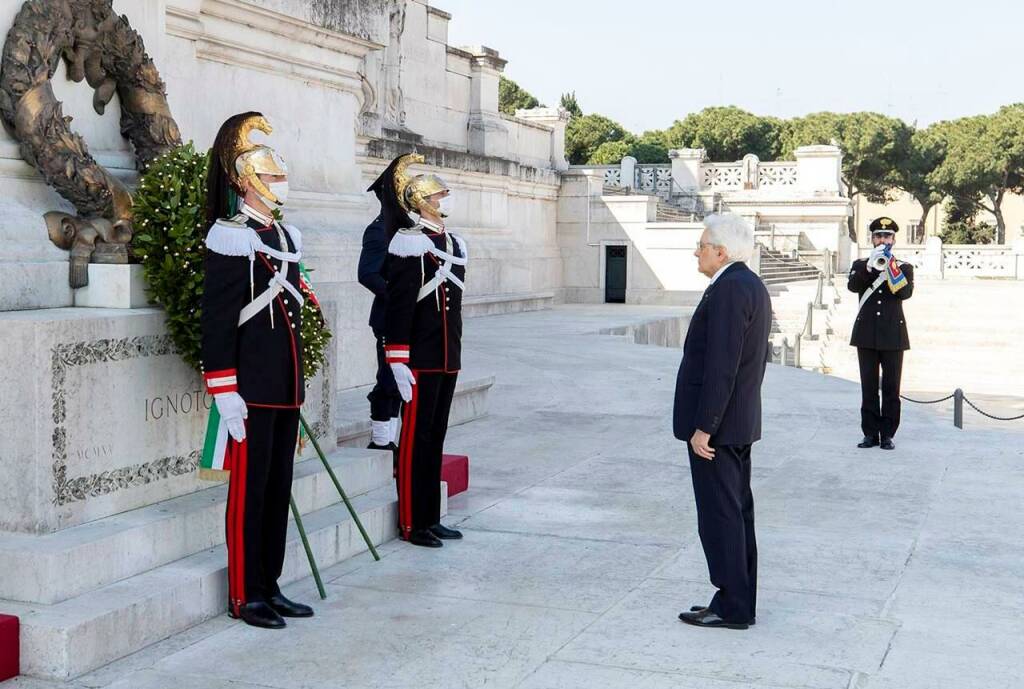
[416, 246, 466, 303]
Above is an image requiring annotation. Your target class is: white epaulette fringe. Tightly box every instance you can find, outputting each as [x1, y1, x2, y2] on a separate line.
[389, 229, 435, 258]
[205, 221, 263, 257]
[205, 220, 303, 260]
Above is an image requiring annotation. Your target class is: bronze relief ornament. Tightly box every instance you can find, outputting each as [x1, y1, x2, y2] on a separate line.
[0, 0, 181, 287]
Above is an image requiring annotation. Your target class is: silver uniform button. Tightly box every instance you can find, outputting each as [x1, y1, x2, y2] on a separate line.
[876, 312, 881, 316]
[288, 312, 293, 317]
[291, 324, 296, 329]
[877, 300, 881, 304]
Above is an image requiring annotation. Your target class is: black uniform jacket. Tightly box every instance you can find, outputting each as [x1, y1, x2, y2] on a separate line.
[200, 214, 305, 408]
[383, 225, 466, 373]
[358, 215, 391, 334]
[673, 262, 772, 446]
[847, 258, 914, 351]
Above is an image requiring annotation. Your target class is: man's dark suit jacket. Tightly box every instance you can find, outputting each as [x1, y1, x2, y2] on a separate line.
[673, 261, 772, 446]
[358, 215, 390, 333]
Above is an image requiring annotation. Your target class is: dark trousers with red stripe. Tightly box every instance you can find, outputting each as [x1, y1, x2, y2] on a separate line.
[397, 371, 458, 537]
[226, 407, 299, 614]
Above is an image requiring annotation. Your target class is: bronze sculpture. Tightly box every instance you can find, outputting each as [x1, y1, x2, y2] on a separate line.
[0, 0, 181, 287]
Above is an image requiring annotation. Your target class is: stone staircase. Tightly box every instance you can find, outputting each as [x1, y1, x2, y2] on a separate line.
[758, 245, 822, 286]
[0, 447, 401, 680]
[766, 277, 843, 371]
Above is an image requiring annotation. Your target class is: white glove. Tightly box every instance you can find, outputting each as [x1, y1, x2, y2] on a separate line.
[390, 363, 416, 403]
[215, 392, 248, 442]
[867, 246, 886, 272]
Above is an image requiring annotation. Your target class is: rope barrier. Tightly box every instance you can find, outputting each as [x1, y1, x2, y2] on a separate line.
[899, 388, 1023, 427]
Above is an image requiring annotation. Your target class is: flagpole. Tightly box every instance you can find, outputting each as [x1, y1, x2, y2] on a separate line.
[299, 413, 381, 561]
[290, 495, 327, 600]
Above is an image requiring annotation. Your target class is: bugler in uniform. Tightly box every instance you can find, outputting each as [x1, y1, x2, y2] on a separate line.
[847, 217, 915, 450]
[380, 153, 467, 548]
[200, 112, 314, 628]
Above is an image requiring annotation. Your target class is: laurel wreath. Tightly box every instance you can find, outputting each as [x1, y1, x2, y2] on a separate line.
[131, 143, 331, 381]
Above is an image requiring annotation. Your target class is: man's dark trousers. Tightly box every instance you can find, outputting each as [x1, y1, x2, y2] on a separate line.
[367, 333, 402, 422]
[857, 348, 904, 439]
[688, 443, 757, 623]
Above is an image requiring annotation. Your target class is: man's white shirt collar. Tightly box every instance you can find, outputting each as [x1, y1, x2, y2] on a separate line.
[708, 260, 738, 286]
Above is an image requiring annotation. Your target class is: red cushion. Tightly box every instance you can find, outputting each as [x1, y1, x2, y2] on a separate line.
[0, 614, 19, 681]
[441, 454, 469, 497]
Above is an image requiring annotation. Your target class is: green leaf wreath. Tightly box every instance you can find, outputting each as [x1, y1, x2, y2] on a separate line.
[132, 142, 331, 381]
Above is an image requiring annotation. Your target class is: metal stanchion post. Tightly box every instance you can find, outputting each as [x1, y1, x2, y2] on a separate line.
[954, 388, 964, 429]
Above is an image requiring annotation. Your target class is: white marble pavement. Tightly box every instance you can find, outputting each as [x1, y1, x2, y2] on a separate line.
[5, 305, 1024, 689]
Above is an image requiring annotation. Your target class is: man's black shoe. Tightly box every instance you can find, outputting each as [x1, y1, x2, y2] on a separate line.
[406, 528, 444, 548]
[429, 523, 463, 540]
[233, 601, 286, 629]
[880, 437, 895, 450]
[688, 605, 755, 625]
[857, 436, 880, 448]
[268, 593, 314, 618]
[678, 608, 748, 630]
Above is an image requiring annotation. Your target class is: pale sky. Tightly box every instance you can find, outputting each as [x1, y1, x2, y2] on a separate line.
[435, 0, 1024, 133]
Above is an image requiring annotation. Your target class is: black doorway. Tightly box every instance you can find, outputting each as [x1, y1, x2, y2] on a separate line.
[605, 245, 626, 303]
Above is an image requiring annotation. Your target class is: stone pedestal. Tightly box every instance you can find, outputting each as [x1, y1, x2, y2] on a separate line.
[619, 155, 637, 189]
[1014, 238, 1024, 280]
[794, 145, 843, 194]
[0, 307, 334, 535]
[467, 46, 509, 159]
[73, 263, 149, 309]
[515, 107, 571, 171]
[669, 148, 705, 190]
[921, 236, 945, 278]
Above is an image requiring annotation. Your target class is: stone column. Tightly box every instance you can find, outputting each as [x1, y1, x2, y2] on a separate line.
[1013, 237, 1024, 280]
[669, 148, 705, 190]
[620, 155, 636, 189]
[515, 106, 570, 171]
[794, 145, 842, 193]
[742, 154, 759, 190]
[467, 46, 508, 159]
[923, 236, 945, 278]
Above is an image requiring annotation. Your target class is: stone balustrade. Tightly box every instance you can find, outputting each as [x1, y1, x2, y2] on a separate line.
[590, 147, 837, 196]
[861, 237, 1024, 279]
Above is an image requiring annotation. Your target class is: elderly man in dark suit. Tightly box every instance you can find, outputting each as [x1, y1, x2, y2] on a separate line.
[674, 213, 771, 631]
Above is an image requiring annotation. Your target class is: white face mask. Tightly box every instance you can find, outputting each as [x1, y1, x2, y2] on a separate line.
[265, 180, 289, 206]
[437, 195, 453, 218]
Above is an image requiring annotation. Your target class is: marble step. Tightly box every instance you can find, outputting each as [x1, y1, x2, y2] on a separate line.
[335, 374, 494, 448]
[10, 483, 407, 681]
[0, 448, 392, 606]
[462, 291, 554, 318]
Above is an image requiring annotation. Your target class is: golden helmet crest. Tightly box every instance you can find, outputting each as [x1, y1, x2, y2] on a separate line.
[392, 153, 449, 214]
[224, 114, 288, 205]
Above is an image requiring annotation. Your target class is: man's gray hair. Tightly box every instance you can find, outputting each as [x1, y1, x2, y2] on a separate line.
[703, 213, 754, 263]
